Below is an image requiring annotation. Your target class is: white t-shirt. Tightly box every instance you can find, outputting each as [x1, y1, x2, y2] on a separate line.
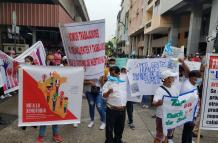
[153, 84, 180, 118]
[180, 79, 199, 117]
[180, 79, 197, 94]
[102, 78, 127, 107]
[0, 73, 4, 87]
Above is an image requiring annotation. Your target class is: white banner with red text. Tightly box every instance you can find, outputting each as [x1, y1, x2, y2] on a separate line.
[59, 20, 105, 79]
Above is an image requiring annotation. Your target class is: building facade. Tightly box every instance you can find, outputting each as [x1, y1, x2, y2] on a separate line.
[0, 0, 89, 55]
[116, 0, 130, 57]
[116, 0, 218, 57]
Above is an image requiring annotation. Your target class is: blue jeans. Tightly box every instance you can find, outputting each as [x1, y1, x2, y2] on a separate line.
[39, 125, 58, 137]
[142, 95, 147, 105]
[86, 91, 106, 123]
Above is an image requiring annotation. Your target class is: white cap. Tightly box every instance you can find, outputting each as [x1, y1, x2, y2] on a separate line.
[62, 56, 67, 60]
[160, 69, 178, 80]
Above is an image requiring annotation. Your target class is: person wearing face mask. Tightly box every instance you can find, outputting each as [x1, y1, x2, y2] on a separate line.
[180, 70, 201, 143]
[192, 65, 205, 138]
[103, 66, 127, 143]
[153, 69, 179, 143]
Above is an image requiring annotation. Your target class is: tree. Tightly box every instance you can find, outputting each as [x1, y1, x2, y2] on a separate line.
[105, 41, 115, 57]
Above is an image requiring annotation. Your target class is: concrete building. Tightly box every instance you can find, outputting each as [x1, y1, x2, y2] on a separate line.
[128, 0, 146, 57]
[116, 0, 130, 57]
[144, 0, 172, 56]
[0, 0, 89, 55]
[161, 0, 215, 55]
[117, 0, 217, 57]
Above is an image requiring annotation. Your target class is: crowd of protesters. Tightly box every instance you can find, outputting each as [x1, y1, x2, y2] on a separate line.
[0, 48, 207, 143]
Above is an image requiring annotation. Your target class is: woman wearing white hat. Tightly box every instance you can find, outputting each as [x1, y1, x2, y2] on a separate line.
[153, 69, 179, 143]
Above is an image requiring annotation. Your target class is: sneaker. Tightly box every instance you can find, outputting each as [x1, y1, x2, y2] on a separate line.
[5, 94, 12, 97]
[142, 105, 149, 108]
[168, 139, 174, 143]
[129, 123, 135, 130]
[99, 122, 106, 130]
[36, 136, 43, 143]
[73, 123, 78, 128]
[88, 121, 94, 128]
[0, 95, 5, 99]
[53, 134, 64, 143]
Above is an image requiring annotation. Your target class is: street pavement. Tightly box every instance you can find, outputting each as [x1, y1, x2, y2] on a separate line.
[0, 95, 217, 143]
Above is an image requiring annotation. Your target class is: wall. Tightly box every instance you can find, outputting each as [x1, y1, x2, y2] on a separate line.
[0, 2, 73, 27]
[160, 0, 183, 14]
[128, 0, 146, 35]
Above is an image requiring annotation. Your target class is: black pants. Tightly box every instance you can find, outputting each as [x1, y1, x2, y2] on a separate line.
[126, 101, 133, 124]
[182, 122, 194, 143]
[105, 107, 126, 143]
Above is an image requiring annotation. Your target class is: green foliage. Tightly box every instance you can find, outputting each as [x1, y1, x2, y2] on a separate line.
[105, 41, 115, 57]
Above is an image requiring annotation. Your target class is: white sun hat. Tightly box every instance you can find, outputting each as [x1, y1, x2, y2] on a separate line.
[160, 69, 178, 80]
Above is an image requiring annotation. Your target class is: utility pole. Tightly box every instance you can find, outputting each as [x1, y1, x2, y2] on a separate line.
[12, 11, 16, 53]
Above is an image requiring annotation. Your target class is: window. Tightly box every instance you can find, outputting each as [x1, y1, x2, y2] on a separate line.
[185, 32, 189, 38]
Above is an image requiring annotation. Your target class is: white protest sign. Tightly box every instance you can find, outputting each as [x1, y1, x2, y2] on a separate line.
[18, 65, 84, 126]
[0, 50, 18, 93]
[162, 90, 198, 135]
[15, 41, 46, 66]
[184, 61, 201, 71]
[59, 20, 105, 79]
[200, 53, 218, 130]
[127, 58, 179, 96]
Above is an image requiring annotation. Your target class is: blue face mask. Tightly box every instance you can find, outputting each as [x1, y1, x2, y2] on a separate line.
[195, 78, 202, 86]
[108, 76, 125, 83]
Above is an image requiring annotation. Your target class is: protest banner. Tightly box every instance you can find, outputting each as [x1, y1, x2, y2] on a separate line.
[0, 50, 18, 93]
[15, 41, 46, 66]
[162, 89, 198, 135]
[119, 73, 143, 102]
[200, 53, 218, 130]
[184, 61, 201, 71]
[115, 58, 128, 69]
[126, 58, 178, 96]
[163, 43, 184, 59]
[59, 20, 105, 79]
[18, 65, 84, 126]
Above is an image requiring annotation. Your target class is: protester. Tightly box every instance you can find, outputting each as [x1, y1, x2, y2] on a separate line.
[180, 70, 201, 143]
[191, 53, 201, 62]
[103, 66, 127, 143]
[46, 52, 55, 66]
[192, 64, 205, 138]
[53, 50, 62, 66]
[84, 78, 106, 130]
[120, 67, 135, 130]
[36, 57, 64, 143]
[153, 69, 180, 143]
[0, 73, 5, 100]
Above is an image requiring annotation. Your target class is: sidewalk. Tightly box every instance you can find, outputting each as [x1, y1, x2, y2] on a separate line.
[0, 95, 217, 143]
